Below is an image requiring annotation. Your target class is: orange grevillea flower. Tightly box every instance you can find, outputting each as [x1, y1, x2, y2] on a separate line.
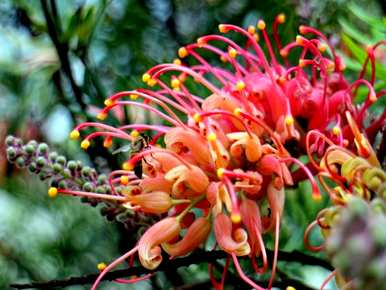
[162, 217, 211, 257]
[59, 14, 385, 290]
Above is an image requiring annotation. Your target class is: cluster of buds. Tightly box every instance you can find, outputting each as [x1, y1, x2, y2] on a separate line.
[5, 135, 157, 237]
[326, 197, 386, 290]
[303, 114, 385, 289]
[6, 14, 385, 290]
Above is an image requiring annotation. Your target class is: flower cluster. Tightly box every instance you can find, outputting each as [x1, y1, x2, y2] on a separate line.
[6, 14, 385, 290]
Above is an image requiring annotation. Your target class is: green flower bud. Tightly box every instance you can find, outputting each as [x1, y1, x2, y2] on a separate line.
[49, 152, 58, 162]
[96, 186, 106, 194]
[67, 160, 77, 170]
[16, 156, 26, 168]
[53, 163, 63, 173]
[24, 144, 35, 155]
[81, 166, 91, 177]
[6, 147, 17, 159]
[56, 156, 66, 166]
[97, 174, 107, 185]
[5, 135, 15, 146]
[82, 182, 94, 192]
[38, 143, 49, 154]
[27, 140, 38, 148]
[36, 156, 46, 167]
[38, 172, 47, 181]
[28, 162, 37, 173]
[58, 180, 67, 189]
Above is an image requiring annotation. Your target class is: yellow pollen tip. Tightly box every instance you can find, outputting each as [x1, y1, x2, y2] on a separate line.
[97, 262, 107, 271]
[339, 62, 346, 72]
[173, 58, 182, 65]
[257, 20, 266, 30]
[280, 49, 288, 57]
[104, 99, 114, 107]
[147, 78, 157, 87]
[299, 59, 307, 68]
[296, 35, 303, 45]
[218, 24, 228, 33]
[178, 47, 188, 58]
[130, 94, 138, 100]
[278, 76, 287, 85]
[228, 48, 237, 58]
[312, 193, 322, 201]
[122, 162, 133, 171]
[285, 116, 294, 126]
[286, 287, 296, 290]
[207, 132, 217, 142]
[69, 130, 80, 140]
[120, 175, 129, 185]
[48, 187, 58, 198]
[332, 126, 341, 136]
[253, 33, 259, 42]
[217, 168, 225, 179]
[231, 213, 241, 224]
[142, 73, 151, 83]
[81, 140, 90, 150]
[277, 13, 286, 24]
[220, 55, 228, 63]
[192, 113, 202, 123]
[369, 93, 377, 103]
[247, 25, 256, 34]
[299, 25, 306, 34]
[103, 139, 112, 148]
[171, 78, 181, 89]
[318, 43, 327, 53]
[233, 107, 242, 116]
[130, 130, 140, 138]
[197, 37, 206, 47]
[236, 80, 245, 91]
[97, 112, 107, 120]
[327, 62, 335, 72]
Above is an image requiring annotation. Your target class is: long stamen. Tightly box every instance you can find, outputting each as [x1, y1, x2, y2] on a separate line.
[91, 246, 139, 290]
[106, 101, 181, 127]
[304, 220, 324, 252]
[72, 122, 132, 140]
[199, 110, 253, 136]
[108, 91, 186, 127]
[231, 253, 266, 290]
[267, 212, 280, 290]
[280, 157, 321, 200]
[257, 20, 279, 67]
[54, 188, 128, 201]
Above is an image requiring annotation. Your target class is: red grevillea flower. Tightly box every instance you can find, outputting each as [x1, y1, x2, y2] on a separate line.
[51, 14, 384, 290]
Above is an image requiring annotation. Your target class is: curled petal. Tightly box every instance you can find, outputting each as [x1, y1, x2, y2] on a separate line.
[214, 213, 251, 256]
[265, 181, 285, 232]
[138, 217, 181, 269]
[140, 175, 173, 193]
[146, 152, 184, 173]
[341, 157, 370, 182]
[165, 165, 209, 197]
[127, 191, 173, 214]
[245, 134, 262, 162]
[228, 132, 262, 162]
[165, 127, 212, 166]
[320, 148, 352, 171]
[240, 198, 262, 254]
[162, 217, 211, 256]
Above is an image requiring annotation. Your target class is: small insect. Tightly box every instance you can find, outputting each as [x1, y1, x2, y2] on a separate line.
[113, 133, 151, 178]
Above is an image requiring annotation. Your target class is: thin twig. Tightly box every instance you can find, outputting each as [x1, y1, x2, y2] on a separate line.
[10, 249, 331, 289]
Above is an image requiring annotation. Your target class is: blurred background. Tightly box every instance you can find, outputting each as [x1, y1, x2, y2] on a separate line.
[0, 0, 385, 289]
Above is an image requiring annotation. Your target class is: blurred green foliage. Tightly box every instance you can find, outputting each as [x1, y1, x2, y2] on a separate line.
[0, 0, 384, 289]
